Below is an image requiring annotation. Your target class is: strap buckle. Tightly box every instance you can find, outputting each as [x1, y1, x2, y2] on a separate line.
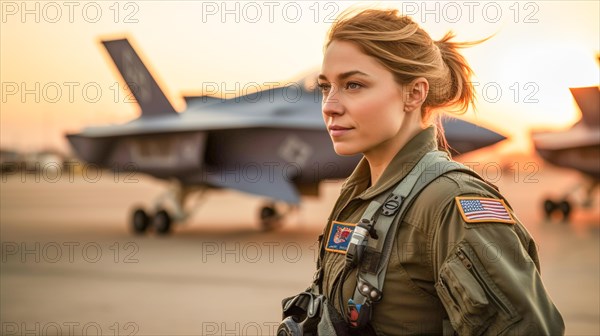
[357, 276, 383, 302]
[381, 194, 402, 216]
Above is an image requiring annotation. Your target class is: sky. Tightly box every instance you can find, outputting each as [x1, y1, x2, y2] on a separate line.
[1, 0, 599, 154]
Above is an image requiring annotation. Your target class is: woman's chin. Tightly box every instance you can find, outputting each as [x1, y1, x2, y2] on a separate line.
[332, 144, 360, 156]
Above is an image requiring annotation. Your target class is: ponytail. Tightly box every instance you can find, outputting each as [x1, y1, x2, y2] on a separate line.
[428, 32, 477, 115]
[432, 32, 491, 153]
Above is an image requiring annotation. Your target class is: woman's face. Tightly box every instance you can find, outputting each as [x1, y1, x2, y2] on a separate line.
[318, 40, 408, 157]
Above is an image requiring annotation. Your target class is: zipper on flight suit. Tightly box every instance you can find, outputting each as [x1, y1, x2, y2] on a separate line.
[456, 247, 512, 316]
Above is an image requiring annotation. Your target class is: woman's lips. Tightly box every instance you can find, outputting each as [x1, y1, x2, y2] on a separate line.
[328, 125, 353, 137]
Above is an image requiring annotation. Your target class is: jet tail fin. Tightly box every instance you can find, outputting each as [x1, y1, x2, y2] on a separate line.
[570, 86, 600, 127]
[102, 38, 177, 117]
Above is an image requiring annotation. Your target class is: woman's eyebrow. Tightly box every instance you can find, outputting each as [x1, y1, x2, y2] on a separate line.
[318, 70, 370, 81]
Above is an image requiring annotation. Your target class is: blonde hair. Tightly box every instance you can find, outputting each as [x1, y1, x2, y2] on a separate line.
[325, 8, 486, 150]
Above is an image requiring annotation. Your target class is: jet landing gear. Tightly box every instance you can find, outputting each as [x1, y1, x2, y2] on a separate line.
[132, 208, 151, 234]
[543, 179, 598, 222]
[130, 207, 177, 235]
[259, 202, 295, 231]
[152, 209, 173, 234]
[129, 181, 296, 234]
[259, 203, 280, 231]
[131, 207, 175, 235]
[130, 181, 205, 235]
[543, 199, 572, 222]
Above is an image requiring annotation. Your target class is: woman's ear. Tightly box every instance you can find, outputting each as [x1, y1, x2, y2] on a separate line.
[403, 78, 429, 113]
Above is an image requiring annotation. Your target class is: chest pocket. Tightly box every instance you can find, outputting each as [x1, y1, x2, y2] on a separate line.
[435, 242, 521, 335]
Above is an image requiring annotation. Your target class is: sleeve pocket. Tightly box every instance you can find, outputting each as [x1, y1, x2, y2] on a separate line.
[435, 243, 520, 335]
[436, 254, 495, 335]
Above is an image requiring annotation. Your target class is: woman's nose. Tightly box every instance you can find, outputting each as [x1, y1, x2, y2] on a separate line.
[322, 89, 344, 117]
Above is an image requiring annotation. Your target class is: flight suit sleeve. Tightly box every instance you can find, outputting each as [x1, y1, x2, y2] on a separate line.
[432, 195, 565, 336]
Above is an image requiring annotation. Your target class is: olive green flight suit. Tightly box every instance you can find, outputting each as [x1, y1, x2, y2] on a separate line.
[318, 126, 565, 335]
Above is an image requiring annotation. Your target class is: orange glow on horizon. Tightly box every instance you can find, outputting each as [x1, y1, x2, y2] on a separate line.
[1, 1, 598, 155]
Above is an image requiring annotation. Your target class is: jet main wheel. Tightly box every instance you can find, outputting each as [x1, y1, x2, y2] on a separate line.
[153, 209, 173, 235]
[260, 205, 279, 231]
[543, 199, 556, 219]
[132, 208, 150, 234]
[558, 200, 571, 222]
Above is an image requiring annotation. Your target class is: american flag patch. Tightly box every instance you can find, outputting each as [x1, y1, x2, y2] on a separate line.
[455, 197, 515, 224]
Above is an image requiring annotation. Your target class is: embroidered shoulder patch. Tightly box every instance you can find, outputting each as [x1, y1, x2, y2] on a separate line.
[455, 196, 515, 224]
[325, 221, 356, 254]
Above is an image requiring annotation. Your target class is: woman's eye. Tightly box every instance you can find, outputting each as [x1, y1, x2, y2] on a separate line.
[317, 83, 331, 92]
[346, 82, 362, 90]
[317, 82, 362, 93]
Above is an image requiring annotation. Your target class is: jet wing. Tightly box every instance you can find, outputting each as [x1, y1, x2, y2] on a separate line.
[441, 117, 506, 154]
[67, 111, 324, 138]
[532, 122, 600, 150]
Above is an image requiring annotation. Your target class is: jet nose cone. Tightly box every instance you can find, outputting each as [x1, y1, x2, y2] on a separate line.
[442, 118, 506, 155]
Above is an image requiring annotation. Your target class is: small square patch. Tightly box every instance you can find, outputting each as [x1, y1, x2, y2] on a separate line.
[325, 221, 356, 254]
[455, 196, 515, 224]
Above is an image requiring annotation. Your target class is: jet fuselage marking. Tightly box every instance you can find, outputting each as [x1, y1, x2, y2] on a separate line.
[277, 135, 313, 168]
[127, 135, 201, 169]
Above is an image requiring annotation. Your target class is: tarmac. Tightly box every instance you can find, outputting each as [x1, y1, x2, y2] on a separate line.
[1, 161, 598, 335]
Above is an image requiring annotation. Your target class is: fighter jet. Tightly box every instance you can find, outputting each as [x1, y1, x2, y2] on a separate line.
[532, 86, 600, 221]
[66, 38, 506, 234]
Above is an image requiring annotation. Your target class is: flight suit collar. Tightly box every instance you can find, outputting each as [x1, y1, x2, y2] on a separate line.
[341, 126, 439, 200]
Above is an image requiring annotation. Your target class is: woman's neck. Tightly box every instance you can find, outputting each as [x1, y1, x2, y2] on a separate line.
[364, 121, 426, 187]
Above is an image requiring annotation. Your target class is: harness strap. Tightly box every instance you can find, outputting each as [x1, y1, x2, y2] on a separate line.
[352, 151, 482, 307]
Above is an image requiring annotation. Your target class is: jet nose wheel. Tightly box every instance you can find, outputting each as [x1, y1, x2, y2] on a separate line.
[558, 199, 571, 222]
[543, 199, 556, 219]
[153, 209, 173, 235]
[543, 198, 572, 222]
[132, 208, 150, 234]
[260, 205, 280, 231]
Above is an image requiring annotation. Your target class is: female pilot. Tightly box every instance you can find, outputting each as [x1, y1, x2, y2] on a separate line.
[308, 7, 564, 336]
